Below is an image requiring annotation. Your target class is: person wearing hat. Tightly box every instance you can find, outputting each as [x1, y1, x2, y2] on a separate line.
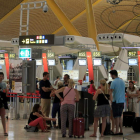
[109, 70, 125, 135]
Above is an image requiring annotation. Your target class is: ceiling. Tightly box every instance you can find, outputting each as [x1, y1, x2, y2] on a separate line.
[0, 0, 140, 43]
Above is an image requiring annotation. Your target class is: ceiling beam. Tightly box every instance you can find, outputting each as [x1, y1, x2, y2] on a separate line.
[0, 0, 29, 24]
[53, 0, 102, 34]
[112, 15, 140, 33]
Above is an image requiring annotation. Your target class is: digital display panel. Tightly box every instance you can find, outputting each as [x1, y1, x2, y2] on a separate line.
[48, 59, 55, 66]
[93, 58, 102, 66]
[47, 52, 55, 58]
[93, 51, 101, 57]
[19, 34, 54, 46]
[128, 51, 137, 57]
[36, 59, 42, 66]
[9, 53, 16, 59]
[78, 52, 86, 57]
[128, 58, 138, 66]
[0, 53, 4, 58]
[78, 59, 87, 66]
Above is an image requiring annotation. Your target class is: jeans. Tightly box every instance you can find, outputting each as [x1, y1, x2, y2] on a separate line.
[52, 102, 60, 125]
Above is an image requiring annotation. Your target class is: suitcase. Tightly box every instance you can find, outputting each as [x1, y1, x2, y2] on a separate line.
[123, 99, 135, 127]
[99, 117, 111, 135]
[73, 102, 85, 138]
[132, 117, 140, 132]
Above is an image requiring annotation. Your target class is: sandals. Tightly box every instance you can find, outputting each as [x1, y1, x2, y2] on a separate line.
[90, 134, 96, 137]
[4, 133, 8, 136]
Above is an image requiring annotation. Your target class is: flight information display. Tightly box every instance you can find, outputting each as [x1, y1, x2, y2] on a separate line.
[128, 51, 137, 57]
[92, 51, 101, 57]
[19, 34, 55, 46]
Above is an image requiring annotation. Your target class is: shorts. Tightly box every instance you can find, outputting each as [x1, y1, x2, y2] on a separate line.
[0, 107, 5, 116]
[94, 105, 110, 118]
[112, 102, 124, 118]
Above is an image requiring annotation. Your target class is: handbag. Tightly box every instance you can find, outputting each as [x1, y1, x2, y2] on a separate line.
[24, 125, 38, 132]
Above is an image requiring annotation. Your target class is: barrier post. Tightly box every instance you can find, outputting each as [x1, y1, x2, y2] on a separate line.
[23, 97, 28, 119]
[15, 94, 20, 119]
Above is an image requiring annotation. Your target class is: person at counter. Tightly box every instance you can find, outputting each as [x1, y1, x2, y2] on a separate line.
[40, 72, 53, 117]
[89, 80, 96, 95]
[126, 81, 140, 117]
[63, 74, 70, 87]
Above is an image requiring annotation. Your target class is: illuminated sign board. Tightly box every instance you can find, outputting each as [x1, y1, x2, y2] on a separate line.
[47, 52, 55, 58]
[128, 51, 137, 57]
[78, 52, 86, 57]
[92, 51, 101, 57]
[9, 53, 16, 59]
[19, 34, 55, 46]
[19, 48, 31, 58]
[0, 53, 4, 58]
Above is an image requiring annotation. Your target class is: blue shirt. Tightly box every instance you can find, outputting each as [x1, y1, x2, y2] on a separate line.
[110, 77, 125, 103]
[0, 82, 6, 90]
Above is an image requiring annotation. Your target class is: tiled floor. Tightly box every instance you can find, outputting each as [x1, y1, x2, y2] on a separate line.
[0, 103, 139, 140]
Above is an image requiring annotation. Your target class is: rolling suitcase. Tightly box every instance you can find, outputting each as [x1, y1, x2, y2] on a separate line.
[132, 117, 140, 132]
[123, 98, 135, 127]
[84, 98, 89, 131]
[73, 102, 85, 138]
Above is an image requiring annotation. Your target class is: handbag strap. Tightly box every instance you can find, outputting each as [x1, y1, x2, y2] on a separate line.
[63, 88, 72, 98]
[100, 89, 109, 101]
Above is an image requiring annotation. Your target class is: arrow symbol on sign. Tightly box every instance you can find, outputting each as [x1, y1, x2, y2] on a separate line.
[22, 39, 25, 44]
[20, 51, 24, 56]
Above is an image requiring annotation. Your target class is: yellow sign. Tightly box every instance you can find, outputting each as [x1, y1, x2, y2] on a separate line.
[12, 81, 15, 90]
[0, 53, 4, 58]
[9, 53, 16, 59]
[93, 51, 101, 57]
[128, 51, 137, 57]
[26, 39, 29, 44]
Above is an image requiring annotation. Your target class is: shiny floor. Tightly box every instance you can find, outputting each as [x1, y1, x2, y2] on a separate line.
[0, 102, 139, 140]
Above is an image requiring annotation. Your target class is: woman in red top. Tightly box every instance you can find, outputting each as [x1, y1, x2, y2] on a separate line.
[89, 80, 96, 95]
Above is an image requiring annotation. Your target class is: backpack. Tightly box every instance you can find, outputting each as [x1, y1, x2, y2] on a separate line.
[24, 125, 38, 132]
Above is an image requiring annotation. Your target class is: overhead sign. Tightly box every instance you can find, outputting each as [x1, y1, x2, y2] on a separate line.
[19, 48, 31, 58]
[0, 53, 4, 58]
[78, 52, 86, 57]
[9, 53, 16, 59]
[128, 51, 137, 57]
[92, 51, 101, 57]
[19, 34, 54, 46]
[47, 52, 55, 58]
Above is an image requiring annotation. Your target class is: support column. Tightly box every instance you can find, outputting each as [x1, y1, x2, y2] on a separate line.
[42, 53, 48, 72]
[86, 52, 94, 81]
[85, 0, 99, 51]
[138, 51, 140, 85]
[47, 0, 81, 36]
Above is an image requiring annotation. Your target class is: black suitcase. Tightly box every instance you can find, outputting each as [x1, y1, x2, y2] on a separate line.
[84, 98, 89, 131]
[132, 117, 140, 132]
[123, 99, 135, 127]
[99, 117, 110, 135]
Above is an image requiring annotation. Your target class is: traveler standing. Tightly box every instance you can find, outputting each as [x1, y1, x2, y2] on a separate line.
[54, 76, 60, 89]
[89, 80, 96, 95]
[0, 72, 8, 136]
[55, 79, 79, 137]
[50, 82, 63, 128]
[40, 72, 53, 117]
[109, 70, 125, 135]
[90, 79, 110, 137]
[63, 74, 70, 86]
[126, 81, 140, 117]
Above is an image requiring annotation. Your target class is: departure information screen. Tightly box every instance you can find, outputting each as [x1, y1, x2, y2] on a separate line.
[128, 51, 137, 57]
[92, 51, 101, 57]
[19, 34, 54, 46]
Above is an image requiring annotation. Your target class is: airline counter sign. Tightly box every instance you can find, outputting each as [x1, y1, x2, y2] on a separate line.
[19, 34, 54, 46]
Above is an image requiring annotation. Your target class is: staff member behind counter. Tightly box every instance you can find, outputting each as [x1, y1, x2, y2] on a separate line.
[40, 72, 53, 117]
[63, 74, 70, 87]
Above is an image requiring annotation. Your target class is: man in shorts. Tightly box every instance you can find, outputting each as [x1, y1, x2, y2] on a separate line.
[109, 70, 125, 135]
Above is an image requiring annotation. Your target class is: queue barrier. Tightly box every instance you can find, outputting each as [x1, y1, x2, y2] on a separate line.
[6, 91, 41, 120]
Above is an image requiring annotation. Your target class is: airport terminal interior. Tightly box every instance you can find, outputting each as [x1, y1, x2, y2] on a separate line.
[1, 0, 140, 140]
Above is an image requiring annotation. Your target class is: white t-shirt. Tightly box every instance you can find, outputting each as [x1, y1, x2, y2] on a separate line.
[126, 87, 138, 103]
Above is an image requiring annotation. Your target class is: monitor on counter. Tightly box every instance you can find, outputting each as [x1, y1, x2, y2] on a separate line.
[36, 59, 42, 66]
[0, 65, 2, 70]
[48, 59, 55, 66]
[78, 59, 87, 66]
[93, 58, 102, 66]
[128, 58, 138, 66]
[0, 60, 5, 65]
